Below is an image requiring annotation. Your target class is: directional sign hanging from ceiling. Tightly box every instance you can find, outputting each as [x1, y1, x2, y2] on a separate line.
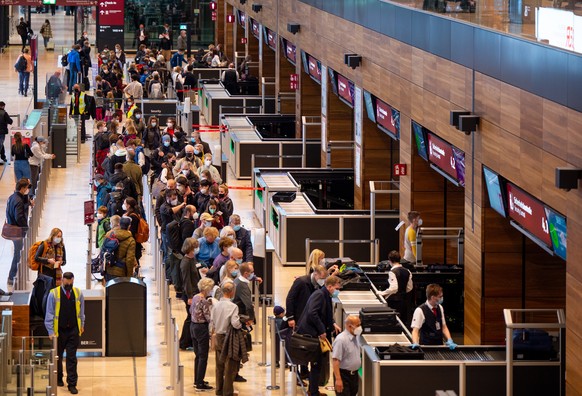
[96, 0, 125, 51]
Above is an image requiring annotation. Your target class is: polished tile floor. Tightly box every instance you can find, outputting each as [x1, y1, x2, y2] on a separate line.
[0, 10, 305, 396]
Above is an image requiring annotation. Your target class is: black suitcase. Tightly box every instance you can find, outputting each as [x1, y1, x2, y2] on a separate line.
[360, 306, 402, 334]
[376, 344, 425, 360]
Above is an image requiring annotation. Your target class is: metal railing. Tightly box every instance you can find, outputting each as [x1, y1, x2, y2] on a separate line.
[16, 157, 52, 291]
[326, 140, 355, 168]
[416, 227, 464, 267]
[301, 116, 321, 168]
[369, 180, 401, 261]
[305, 238, 380, 274]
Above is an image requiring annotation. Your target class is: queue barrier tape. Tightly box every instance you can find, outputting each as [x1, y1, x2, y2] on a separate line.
[226, 186, 265, 191]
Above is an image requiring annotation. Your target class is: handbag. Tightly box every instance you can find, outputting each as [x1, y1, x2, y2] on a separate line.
[320, 337, 332, 353]
[287, 333, 321, 366]
[2, 222, 27, 240]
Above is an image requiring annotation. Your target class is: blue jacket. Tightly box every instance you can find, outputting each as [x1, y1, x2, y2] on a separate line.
[6, 191, 29, 227]
[296, 287, 334, 338]
[170, 52, 185, 68]
[96, 182, 112, 209]
[67, 50, 81, 72]
[195, 237, 220, 267]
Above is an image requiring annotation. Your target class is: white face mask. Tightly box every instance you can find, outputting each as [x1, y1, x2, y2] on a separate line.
[316, 278, 325, 287]
[204, 160, 211, 167]
[172, 137, 178, 143]
[192, 213, 199, 220]
[151, 122, 157, 127]
[418, 218, 423, 226]
[194, 247, 200, 255]
[204, 221, 213, 227]
[353, 326, 363, 337]
[167, 123, 173, 128]
[53, 237, 62, 244]
[97, 213, 105, 220]
[181, 169, 189, 175]
[122, 203, 127, 211]
[171, 198, 179, 206]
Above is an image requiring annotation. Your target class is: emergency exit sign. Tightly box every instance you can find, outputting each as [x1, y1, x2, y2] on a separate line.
[394, 163, 407, 177]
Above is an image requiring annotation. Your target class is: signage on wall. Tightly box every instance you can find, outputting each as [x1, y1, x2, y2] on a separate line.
[354, 86, 362, 146]
[84, 200, 95, 225]
[286, 41, 296, 64]
[506, 183, 551, 247]
[536, 7, 580, 53]
[251, 19, 260, 38]
[290, 74, 298, 91]
[241, 37, 247, 44]
[337, 74, 354, 107]
[355, 145, 361, 187]
[97, 0, 124, 51]
[394, 163, 407, 177]
[427, 133, 465, 186]
[211, 11, 217, 21]
[308, 55, 321, 83]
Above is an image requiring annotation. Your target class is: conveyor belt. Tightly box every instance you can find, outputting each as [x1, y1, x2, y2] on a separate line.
[423, 350, 496, 361]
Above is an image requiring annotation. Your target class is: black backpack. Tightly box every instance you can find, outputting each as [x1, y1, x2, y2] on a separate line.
[122, 176, 138, 200]
[61, 53, 69, 67]
[14, 56, 27, 72]
[166, 219, 182, 252]
[134, 146, 151, 174]
[107, 191, 125, 216]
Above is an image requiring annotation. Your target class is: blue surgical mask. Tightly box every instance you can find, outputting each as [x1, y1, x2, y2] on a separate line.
[194, 149, 200, 155]
[235, 259, 243, 265]
[163, 141, 170, 147]
[191, 138, 196, 143]
[437, 297, 444, 305]
[233, 225, 241, 232]
[331, 290, 340, 298]
[231, 270, 239, 277]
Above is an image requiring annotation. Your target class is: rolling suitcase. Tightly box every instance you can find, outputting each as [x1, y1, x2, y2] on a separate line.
[46, 41, 55, 51]
[360, 306, 402, 334]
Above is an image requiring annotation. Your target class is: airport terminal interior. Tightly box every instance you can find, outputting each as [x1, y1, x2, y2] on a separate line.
[0, 0, 580, 394]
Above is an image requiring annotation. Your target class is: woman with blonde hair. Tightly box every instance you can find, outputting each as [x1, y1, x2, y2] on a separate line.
[34, 228, 66, 287]
[306, 248, 339, 276]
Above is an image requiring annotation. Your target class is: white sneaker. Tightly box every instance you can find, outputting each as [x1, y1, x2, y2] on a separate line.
[6, 280, 14, 293]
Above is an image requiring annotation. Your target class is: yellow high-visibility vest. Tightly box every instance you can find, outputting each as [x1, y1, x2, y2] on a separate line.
[51, 286, 82, 337]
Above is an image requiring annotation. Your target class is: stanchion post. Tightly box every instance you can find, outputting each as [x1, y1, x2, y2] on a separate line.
[166, 317, 177, 390]
[175, 364, 184, 396]
[253, 282, 261, 345]
[279, 339, 286, 396]
[290, 365, 298, 396]
[261, 293, 268, 365]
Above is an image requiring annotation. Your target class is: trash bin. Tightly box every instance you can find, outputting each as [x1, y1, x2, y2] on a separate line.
[105, 277, 147, 357]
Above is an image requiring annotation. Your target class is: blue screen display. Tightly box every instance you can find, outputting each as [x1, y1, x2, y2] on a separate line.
[545, 207, 567, 260]
[483, 166, 506, 217]
[364, 91, 375, 123]
[412, 121, 428, 161]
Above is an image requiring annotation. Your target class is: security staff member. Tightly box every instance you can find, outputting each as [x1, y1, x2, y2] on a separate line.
[45, 272, 85, 395]
[69, 84, 93, 144]
[410, 283, 457, 350]
[380, 250, 413, 325]
[332, 315, 363, 396]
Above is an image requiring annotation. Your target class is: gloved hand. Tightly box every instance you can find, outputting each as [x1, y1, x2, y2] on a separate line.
[446, 339, 457, 350]
[410, 343, 420, 350]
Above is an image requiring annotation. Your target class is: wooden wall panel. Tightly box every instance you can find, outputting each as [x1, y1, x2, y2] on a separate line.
[566, 275, 582, 394]
[567, 107, 582, 166]
[279, 55, 296, 115]
[464, 287, 482, 345]
[223, 3, 234, 61]
[298, 73, 321, 139]
[519, 90, 543, 148]
[262, 43, 276, 95]
[482, 297, 521, 344]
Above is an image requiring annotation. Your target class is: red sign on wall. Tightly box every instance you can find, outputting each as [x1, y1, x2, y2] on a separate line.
[98, 0, 124, 25]
[84, 200, 95, 225]
[376, 99, 397, 135]
[506, 183, 551, 246]
[427, 133, 456, 180]
[241, 37, 247, 44]
[393, 163, 407, 177]
[211, 11, 217, 21]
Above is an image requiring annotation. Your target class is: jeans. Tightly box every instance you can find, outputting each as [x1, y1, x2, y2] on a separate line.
[191, 322, 210, 386]
[9, 238, 24, 281]
[43, 36, 49, 48]
[14, 160, 31, 182]
[68, 68, 79, 93]
[18, 72, 30, 94]
[0, 134, 6, 161]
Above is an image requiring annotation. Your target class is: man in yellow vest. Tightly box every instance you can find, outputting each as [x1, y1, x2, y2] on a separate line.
[45, 272, 85, 395]
[69, 83, 92, 144]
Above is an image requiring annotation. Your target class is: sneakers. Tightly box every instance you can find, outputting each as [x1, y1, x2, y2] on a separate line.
[234, 374, 247, 382]
[6, 279, 14, 293]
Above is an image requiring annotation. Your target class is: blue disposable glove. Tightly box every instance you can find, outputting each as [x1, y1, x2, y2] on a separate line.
[410, 343, 420, 350]
[446, 339, 457, 350]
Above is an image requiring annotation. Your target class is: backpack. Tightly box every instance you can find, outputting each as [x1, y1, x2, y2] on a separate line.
[107, 191, 125, 216]
[166, 219, 182, 252]
[47, 76, 62, 98]
[100, 233, 124, 270]
[135, 216, 149, 243]
[122, 176, 138, 199]
[150, 81, 163, 99]
[28, 241, 48, 271]
[134, 146, 151, 174]
[17, 24, 26, 36]
[61, 54, 69, 67]
[15, 56, 27, 72]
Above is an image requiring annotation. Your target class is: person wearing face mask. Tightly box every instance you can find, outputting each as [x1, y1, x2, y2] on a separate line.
[410, 284, 457, 350]
[175, 144, 202, 170]
[219, 226, 237, 245]
[160, 189, 187, 261]
[44, 272, 85, 395]
[194, 180, 212, 215]
[159, 153, 177, 185]
[69, 83, 91, 143]
[95, 206, 111, 249]
[331, 315, 363, 396]
[29, 136, 55, 193]
[190, 278, 215, 390]
[403, 211, 422, 265]
[94, 121, 111, 174]
[175, 159, 201, 189]
[193, 212, 214, 239]
[229, 215, 253, 263]
[124, 75, 143, 102]
[5, 179, 32, 291]
[164, 117, 181, 137]
[123, 197, 144, 269]
[151, 135, 176, 182]
[197, 153, 222, 184]
[179, 204, 199, 242]
[144, 116, 161, 155]
[217, 184, 233, 225]
[179, 237, 202, 350]
[175, 175, 197, 208]
[207, 238, 236, 283]
[204, 199, 224, 230]
[195, 226, 220, 267]
[296, 275, 342, 396]
[100, 64, 118, 88]
[171, 130, 186, 152]
[130, 109, 146, 137]
[34, 227, 67, 287]
[190, 130, 212, 157]
[380, 250, 414, 326]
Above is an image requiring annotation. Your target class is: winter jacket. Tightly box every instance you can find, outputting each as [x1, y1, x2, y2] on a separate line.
[67, 49, 81, 72]
[105, 229, 136, 277]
